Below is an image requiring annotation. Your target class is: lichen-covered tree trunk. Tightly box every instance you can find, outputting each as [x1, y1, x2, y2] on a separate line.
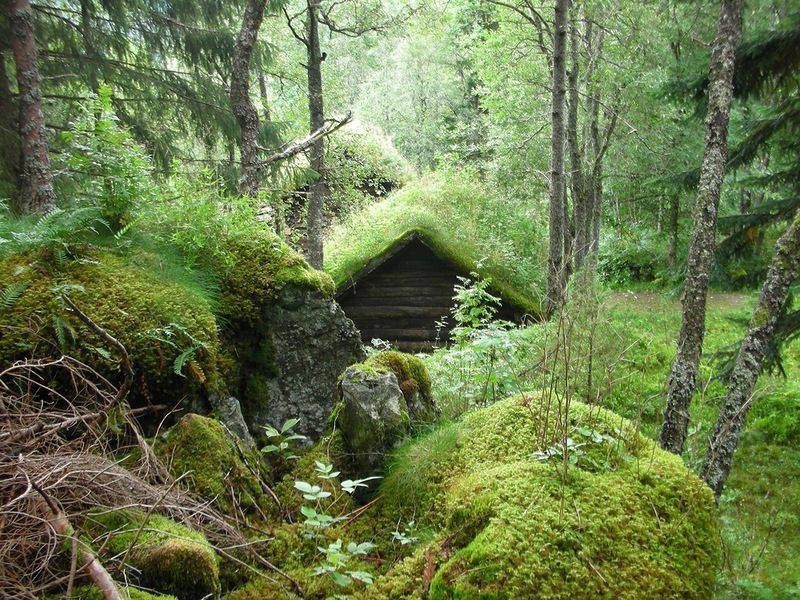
[6, 0, 56, 214]
[700, 209, 800, 498]
[305, 0, 327, 270]
[230, 0, 267, 197]
[545, 0, 570, 316]
[659, 0, 743, 455]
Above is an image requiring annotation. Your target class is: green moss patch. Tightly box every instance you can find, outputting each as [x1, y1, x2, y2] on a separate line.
[88, 510, 219, 600]
[155, 413, 271, 520]
[324, 171, 545, 316]
[374, 395, 720, 598]
[0, 250, 220, 404]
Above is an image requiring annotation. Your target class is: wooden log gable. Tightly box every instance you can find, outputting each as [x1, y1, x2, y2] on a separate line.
[336, 235, 523, 351]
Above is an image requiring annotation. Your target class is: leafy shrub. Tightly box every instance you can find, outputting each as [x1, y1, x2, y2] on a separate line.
[598, 227, 669, 286]
[55, 85, 155, 232]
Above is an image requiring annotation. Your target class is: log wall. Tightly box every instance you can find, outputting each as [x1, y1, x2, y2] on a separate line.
[337, 241, 521, 351]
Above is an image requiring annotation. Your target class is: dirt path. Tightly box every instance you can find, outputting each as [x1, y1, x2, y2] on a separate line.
[609, 291, 752, 311]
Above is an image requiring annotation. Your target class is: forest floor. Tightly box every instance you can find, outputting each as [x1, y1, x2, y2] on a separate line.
[609, 291, 799, 597]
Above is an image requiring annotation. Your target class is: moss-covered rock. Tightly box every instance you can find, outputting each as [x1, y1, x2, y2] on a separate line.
[0, 250, 220, 406]
[213, 228, 363, 440]
[88, 510, 220, 600]
[336, 352, 436, 477]
[69, 584, 177, 600]
[360, 351, 436, 421]
[155, 413, 271, 520]
[369, 395, 720, 599]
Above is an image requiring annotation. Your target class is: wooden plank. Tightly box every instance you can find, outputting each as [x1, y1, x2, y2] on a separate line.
[338, 295, 454, 308]
[347, 285, 456, 297]
[343, 306, 452, 319]
[350, 316, 444, 330]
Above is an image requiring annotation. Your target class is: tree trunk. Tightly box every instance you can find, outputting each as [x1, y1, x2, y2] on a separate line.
[659, 0, 743, 455]
[545, 0, 570, 315]
[567, 15, 587, 270]
[700, 209, 800, 498]
[230, 0, 267, 197]
[6, 0, 56, 214]
[668, 194, 679, 268]
[305, 0, 327, 269]
[258, 72, 272, 124]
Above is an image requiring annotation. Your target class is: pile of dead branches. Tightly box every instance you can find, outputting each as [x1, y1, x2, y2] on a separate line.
[0, 356, 296, 599]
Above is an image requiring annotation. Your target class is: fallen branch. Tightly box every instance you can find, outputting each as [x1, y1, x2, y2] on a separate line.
[31, 480, 122, 600]
[63, 295, 134, 403]
[256, 111, 352, 170]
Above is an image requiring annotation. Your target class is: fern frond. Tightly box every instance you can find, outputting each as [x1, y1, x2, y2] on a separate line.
[1, 281, 28, 309]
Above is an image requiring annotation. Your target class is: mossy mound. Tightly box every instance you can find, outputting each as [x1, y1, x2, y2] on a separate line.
[0, 250, 220, 405]
[155, 413, 271, 519]
[88, 510, 220, 600]
[372, 395, 720, 599]
[69, 584, 177, 600]
[360, 351, 435, 421]
[213, 228, 334, 328]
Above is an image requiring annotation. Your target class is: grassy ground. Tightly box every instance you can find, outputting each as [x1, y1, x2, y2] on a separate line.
[423, 289, 799, 598]
[604, 292, 799, 598]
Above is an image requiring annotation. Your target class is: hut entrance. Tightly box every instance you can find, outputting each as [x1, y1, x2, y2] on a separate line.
[336, 237, 520, 351]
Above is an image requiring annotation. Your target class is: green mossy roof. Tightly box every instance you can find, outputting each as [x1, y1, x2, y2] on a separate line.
[371, 395, 720, 599]
[324, 172, 546, 317]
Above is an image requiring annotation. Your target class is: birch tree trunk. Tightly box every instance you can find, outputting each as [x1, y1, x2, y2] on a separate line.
[230, 0, 267, 197]
[700, 209, 800, 498]
[567, 15, 588, 270]
[305, 0, 327, 269]
[6, 0, 56, 214]
[659, 0, 743, 454]
[545, 0, 570, 316]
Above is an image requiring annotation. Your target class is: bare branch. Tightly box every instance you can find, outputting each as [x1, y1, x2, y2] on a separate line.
[256, 111, 352, 170]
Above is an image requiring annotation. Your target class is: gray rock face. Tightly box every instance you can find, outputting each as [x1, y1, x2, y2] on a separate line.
[338, 366, 410, 475]
[242, 287, 364, 440]
[209, 393, 255, 450]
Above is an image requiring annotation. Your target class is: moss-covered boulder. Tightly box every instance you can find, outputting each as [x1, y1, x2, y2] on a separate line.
[361, 351, 436, 421]
[337, 352, 436, 475]
[89, 510, 220, 600]
[213, 229, 364, 440]
[0, 250, 220, 407]
[367, 395, 720, 599]
[155, 413, 271, 519]
[0, 225, 364, 440]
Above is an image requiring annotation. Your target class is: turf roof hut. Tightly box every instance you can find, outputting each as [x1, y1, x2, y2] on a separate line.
[333, 230, 535, 350]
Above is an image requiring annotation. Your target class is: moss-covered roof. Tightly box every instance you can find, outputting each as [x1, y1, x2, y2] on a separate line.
[324, 172, 547, 317]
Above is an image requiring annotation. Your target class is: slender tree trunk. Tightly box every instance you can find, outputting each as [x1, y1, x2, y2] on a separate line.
[660, 0, 743, 454]
[567, 15, 587, 270]
[545, 0, 570, 315]
[258, 72, 272, 124]
[700, 209, 800, 498]
[230, 0, 267, 197]
[305, 0, 327, 269]
[668, 194, 679, 268]
[6, 0, 56, 214]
